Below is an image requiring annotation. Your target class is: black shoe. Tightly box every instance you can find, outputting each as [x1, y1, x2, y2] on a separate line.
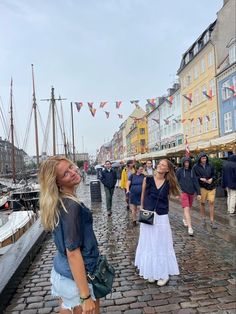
[132, 221, 137, 227]
[107, 211, 112, 217]
[126, 205, 130, 210]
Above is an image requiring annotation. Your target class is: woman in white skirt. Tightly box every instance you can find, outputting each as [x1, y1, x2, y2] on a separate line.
[135, 159, 180, 286]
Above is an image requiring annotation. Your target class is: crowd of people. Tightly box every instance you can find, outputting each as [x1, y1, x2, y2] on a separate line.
[38, 152, 236, 313]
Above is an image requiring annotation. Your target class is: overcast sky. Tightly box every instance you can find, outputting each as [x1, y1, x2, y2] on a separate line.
[0, 0, 223, 157]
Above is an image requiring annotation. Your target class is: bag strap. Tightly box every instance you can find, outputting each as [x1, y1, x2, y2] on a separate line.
[153, 180, 166, 212]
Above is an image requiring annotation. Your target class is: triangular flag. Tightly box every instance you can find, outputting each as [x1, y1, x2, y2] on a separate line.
[118, 114, 123, 119]
[147, 98, 156, 106]
[116, 101, 122, 109]
[105, 111, 110, 119]
[100, 101, 107, 108]
[152, 118, 160, 124]
[88, 102, 94, 109]
[198, 117, 203, 125]
[75, 102, 83, 112]
[202, 91, 212, 100]
[89, 108, 96, 117]
[182, 94, 192, 102]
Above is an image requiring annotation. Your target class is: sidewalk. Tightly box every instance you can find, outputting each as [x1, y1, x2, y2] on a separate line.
[4, 176, 236, 314]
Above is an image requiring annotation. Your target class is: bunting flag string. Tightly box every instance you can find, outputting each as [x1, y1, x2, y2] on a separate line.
[185, 136, 190, 157]
[225, 85, 235, 93]
[188, 118, 194, 122]
[182, 93, 192, 102]
[206, 115, 210, 121]
[130, 100, 140, 108]
[118, 114, 123, 119]
[181, 119, 186, 123]
[116, 101, 122, 109]
[75, 102, 83, 112]
[89, 108, 96, 117]
[100, 101, 107, 108]
[88, 102, 94, 109]
[152, 118, 160, 124]
[198, 117, 203, 125]
[164, 119, 170, 125]
[202, 90, 212, 100]
[105, 111, 110, 119]
[147, 98, 156, 106]
[165, 95, 173, 106]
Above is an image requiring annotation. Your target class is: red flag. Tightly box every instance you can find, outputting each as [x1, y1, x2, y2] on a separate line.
[185, 137, 190, 157]
[182, 94, 192, 102]
[89, 108, 96, 117]
[181, 119, 186, 123]
[118, 114, 123, 119]
[75, 102, 83, 112]
[147, 98, 156, 106]
[88, 102, 94, 109]
[105, 111, 110, 119]
[116, 101, 122, 109]
[100, 101, 107, 108]
[202, 90, 212, 100]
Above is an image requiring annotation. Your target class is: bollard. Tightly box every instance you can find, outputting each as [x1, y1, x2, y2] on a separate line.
[90, 180, 102, 202]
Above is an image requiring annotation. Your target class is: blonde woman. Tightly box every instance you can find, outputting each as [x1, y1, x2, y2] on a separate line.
[39, 156, 100, 314]
[135, 159, 180, 286]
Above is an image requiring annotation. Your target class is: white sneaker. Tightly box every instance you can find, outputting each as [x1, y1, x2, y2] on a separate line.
[148, 278, 156, 283]
[157, 277, 169, 286]
[183, 219, 188, 227]
[188, 227, 194, 236]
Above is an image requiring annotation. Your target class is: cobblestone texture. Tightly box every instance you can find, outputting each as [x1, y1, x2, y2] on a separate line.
[4, 176, 236, 313]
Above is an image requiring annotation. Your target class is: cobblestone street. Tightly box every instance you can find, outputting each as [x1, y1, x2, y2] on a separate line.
[4, 177, 236, 314]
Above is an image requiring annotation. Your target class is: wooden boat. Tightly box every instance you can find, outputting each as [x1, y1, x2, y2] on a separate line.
[0, 211, 35, 250]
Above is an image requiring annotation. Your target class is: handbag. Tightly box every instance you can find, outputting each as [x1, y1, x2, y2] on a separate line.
[138, 209, 155, 224]
[87, 255, 115, 299]
[138, 180, 166, 225]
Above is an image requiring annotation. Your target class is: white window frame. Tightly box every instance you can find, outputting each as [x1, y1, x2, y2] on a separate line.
[201, 58, 205, 74]
[208, 51, 214, 67]
[222, 80, 231, 100]
[209, 79, 216, 96]
[191, 120, 195, 136]
[224, 112, 232, 133]
[203, 116, 209, 133]
[229, 43, 236, 64]
[202, 85, 207, 102]
[232, 75, 236, 92]
[194, 65, 199, 80]
[211, 111, 217, 129]
[196, 119, 202, 134]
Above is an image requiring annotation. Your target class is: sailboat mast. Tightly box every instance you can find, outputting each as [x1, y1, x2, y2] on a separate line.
[70, 102, 75, 162]
[10, 78, 16, 183]
[59, 96, 67, 157]
[31, 64, 39, 168]
[51, 87, 56, 156]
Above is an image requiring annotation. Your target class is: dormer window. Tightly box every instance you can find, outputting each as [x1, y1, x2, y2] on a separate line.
[203, 31, 210, 45]
[229, 42, 236, 64]
[193, 44, 198, 55]
[185, 53, 190, 64]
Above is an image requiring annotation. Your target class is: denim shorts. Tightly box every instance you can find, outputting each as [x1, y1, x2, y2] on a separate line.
[50, 267, 96, 310]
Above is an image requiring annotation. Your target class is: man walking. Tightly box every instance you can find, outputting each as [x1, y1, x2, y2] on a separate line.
[193, 152, 217, 229]
[145, 159, 155, 176]
[100, 160, 117, 216]
[222, 154, 236, 216]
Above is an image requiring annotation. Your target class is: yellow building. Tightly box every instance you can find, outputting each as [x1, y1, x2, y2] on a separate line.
[126, 117, 148, 157]
[178, 21, 219, 145]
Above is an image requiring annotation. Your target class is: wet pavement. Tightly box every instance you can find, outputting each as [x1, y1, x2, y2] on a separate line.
[4, 176, 236, 314]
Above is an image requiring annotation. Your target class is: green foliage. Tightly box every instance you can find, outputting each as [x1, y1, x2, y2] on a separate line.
[209, 157, 223, 186]
[76, 160, 84, 168]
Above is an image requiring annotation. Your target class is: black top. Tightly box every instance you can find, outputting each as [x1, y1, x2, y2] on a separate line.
[53, 198, 99, 280]
[143, 177, 169, 215]
[176, 168, 200, 195]
[100, 169, 117, 189]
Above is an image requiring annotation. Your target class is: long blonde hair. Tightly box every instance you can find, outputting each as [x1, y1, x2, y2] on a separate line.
[38, 156, 79, 231]
[161, 159, 180, 196]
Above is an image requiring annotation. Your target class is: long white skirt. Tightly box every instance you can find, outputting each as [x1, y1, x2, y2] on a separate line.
[135, 214, 179, 280]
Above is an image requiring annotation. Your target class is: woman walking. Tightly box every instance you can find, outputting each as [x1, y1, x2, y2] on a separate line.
[126, 164, 145, 227]
[135, 159, 180, 286]
[39, 156, 100, 314]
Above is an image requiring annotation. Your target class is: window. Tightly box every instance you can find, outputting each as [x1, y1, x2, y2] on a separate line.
[191, 120, 195, 136]
[140, 139, 146, 146]
[232, 75, 236, 92]
[183, 97, 188, 112]
[224, 112, 232, 133]
[203, 116, 209, 132]
[194, 89, 199, 106]
[196, 119, 202, 134]
[185, 53, 190, 64]
[193, 44, 198, 55]
[229, 43, 236, 64]
[222, 80, 231, 100]
[194, 65, 199, 80]
[209, 79, 216, 96]
[208, 51, 214, 67]
[211, 111, 217, 129]
[140, 128, 145, 135]
[201, 59, 205, 73]
[203, 32, 209, 45]
[187, 74, 191, 86]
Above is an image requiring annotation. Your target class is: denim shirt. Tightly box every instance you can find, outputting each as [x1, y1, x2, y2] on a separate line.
[53, 198, 99, 280]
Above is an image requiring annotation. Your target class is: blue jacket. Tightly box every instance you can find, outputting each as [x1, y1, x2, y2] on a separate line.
[193, 152, 216, 190]
[100, 168, 117, 189]
[176, 157, 200, 195]
[222, 154, 236, 190]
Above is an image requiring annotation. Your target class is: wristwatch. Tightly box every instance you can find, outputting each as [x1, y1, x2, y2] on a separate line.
[80, 294, 91, 304]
